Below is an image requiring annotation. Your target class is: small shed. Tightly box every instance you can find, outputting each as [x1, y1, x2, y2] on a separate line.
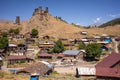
[81, 31, 87, 35]
[76, 67, 96, 77]
[94, 36, 101, 39]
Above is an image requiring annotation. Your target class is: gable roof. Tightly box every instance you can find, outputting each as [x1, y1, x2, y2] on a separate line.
[7, 55, 27, 60]
[96, 53, 120, 67]
[63, 50, 80, 56]
[56, 53, 65, 58]
[38, 53, 52, 57]
[39, 41, 54, 44]
[9, 44, 17, 47]
[17, 62, 53, 76]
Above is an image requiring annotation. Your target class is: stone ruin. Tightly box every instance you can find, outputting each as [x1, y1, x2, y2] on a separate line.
[15, 16, 20, 25]
[33, 6, 49, 15]
[32, 6, 49, 20]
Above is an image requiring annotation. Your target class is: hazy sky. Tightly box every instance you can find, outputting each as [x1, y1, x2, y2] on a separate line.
[0, 0, 120, 26]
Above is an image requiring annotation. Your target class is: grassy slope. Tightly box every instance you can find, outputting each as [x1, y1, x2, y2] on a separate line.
[0, 14, 120, 39]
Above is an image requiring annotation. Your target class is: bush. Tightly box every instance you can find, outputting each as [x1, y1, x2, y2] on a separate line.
[0, 72, 4, 78]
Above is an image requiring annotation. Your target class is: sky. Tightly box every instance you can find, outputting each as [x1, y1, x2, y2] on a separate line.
[0, 0, 120, 26]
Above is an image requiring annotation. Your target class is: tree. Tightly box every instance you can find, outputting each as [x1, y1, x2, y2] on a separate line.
[53, 39, 65, 53]
[118, 43, 120, 52]
[9, 29, 14, 33]
[85, 43, 102, 60]
[31, 29, 38, 38]
[78, 42, 86, 50]
[0, 37, 8, 49]
[2, 32, 8, 37]
[9, 28, 19, 34]
[14, 28, 19, 34]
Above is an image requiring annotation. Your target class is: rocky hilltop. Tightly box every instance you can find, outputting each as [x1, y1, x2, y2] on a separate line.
[22, 6, 85, 39]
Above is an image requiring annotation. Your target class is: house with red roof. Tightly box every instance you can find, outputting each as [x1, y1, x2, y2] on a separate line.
[38, 53, 52, 59]
[56, 53, 65, 59]
[95, 53, 120, 79]
[7, 55, 34, 64]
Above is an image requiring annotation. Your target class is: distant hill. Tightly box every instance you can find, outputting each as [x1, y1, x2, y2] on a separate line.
[99, 18, 120, 28]
[0, 19, 13, 23]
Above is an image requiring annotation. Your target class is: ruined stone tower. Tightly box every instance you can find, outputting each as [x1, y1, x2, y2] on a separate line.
[33, 6, 49, 16]
[15, 16, 20, 25]
[33, 6, 42, 15]
[45, 7, 48, 13]
[32, 6, 49, 21]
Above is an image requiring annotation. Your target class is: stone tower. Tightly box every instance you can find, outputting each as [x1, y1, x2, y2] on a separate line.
[45, 7, 48, 13]
[15, 16, 20, 25]
[38, 6, 42, 14]
[33, 6, 43, 16]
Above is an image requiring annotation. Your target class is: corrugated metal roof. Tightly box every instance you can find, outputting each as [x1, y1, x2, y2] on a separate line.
[95, 53, 120, 78]
[41, 61, 53, 69]
[96, 53, 120, 67]
[9, 44, 17, 47]
[63, 50, 80, 56]
[77, 67, 96, 75]
[0, 57, 2, 60]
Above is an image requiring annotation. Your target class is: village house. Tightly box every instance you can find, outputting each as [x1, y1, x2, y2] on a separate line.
[101, 34, 108, 37]
[81, 31, 87, 35]
[39, 40, 54, 51]
[26, 45, 39, 59]
[16, 61, 53, 76]
[25, 38, 35, 45]
[63, 50, 84, 59]
[7, 55, 33, 64]
[38, 52, 52, 59]
[12, 34, 24, 40]
[25, 32, 31, 38]
[94, 35, 101, 41]
[9, 43, 27, 56]
[97, 40, 112, 51]
[95, 53, 120, 79]
[8, 43, 17, 53]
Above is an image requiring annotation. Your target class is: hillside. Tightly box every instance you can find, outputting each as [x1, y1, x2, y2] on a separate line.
[0, 7, 87, 39]
[99, 18, 120, 28]
[0, 7, 120, 39]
